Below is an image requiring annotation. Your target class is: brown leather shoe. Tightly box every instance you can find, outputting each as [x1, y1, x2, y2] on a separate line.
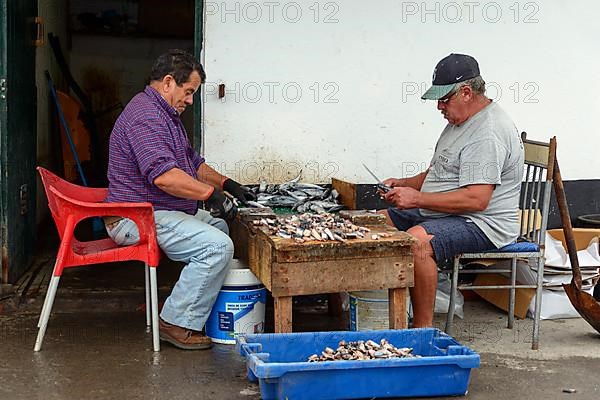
[159, 319, 213, 350]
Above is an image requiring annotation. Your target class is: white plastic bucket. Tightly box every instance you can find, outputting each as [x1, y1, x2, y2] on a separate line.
[349, 290, 389, 331]
[205, 259, 266, 344]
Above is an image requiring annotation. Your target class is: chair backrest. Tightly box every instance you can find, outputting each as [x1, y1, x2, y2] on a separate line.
[519, 132, 556, 246]
[37, 167, 108, 237]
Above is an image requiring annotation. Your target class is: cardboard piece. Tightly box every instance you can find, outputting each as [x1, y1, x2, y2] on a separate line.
[472, 273, 535, 319]
[471, 228, 600, 320]
[546, 228, 600, 251]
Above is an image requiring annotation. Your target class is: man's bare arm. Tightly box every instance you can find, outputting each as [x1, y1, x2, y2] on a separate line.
[383, 170, 429, 191]
[196, 163, 227, 188]
[154, 168, 215, 200]
[383, 184, 494, 214]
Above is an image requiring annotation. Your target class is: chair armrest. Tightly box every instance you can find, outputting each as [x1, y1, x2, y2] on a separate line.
[51, 185, 151, 213]
[49, 186, 158, 243]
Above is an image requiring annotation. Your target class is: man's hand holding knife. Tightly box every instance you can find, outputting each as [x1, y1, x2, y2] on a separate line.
[381, 186, 422, 209]
[362, 164, 423, 210]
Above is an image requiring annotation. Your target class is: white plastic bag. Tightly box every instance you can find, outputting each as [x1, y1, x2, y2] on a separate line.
[407, 273, 464, 319]
[435, 272, 464, 319]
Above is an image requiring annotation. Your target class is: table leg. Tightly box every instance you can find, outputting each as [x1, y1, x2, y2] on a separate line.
[389, 287, 408, 329]
[274, 296, 293, 333]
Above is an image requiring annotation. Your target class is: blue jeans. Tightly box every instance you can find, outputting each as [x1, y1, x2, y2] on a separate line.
[106, 209, 234, 331]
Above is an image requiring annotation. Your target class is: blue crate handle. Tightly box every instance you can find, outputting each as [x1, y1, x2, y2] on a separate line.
[237, 336, 263, 358]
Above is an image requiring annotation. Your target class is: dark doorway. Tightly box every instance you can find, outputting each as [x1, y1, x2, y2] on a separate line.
[0, 0, 39, 283]
[1, 0, 204, 283]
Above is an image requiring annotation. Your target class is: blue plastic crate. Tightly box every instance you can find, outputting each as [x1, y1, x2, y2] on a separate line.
[237, 328, 479, 400]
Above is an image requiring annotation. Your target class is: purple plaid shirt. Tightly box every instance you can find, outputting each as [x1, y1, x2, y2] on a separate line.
[105, 86, 205, 214]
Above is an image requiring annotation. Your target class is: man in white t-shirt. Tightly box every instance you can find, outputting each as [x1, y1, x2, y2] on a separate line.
[379, 53, 524, 328]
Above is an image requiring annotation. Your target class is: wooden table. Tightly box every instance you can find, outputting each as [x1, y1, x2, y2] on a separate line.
[230, 213, 415, 333]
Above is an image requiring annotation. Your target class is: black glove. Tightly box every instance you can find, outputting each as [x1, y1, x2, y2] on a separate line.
[223, 178, 257, 205]
[205, 189, 237, 221]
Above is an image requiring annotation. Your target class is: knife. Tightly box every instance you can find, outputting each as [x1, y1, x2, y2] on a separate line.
[362, 163, 391, 193]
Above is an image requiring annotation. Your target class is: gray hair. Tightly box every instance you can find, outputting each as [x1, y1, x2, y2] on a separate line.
[456, 75, 486, 95]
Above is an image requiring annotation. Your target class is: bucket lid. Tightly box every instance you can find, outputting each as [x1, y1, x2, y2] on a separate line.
[224, 267, 262, 287]
[228, 258, 250, 270]
[349, 290, 389, 300]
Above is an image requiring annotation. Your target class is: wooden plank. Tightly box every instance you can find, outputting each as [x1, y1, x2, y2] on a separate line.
[232, 208, 277, 263]
[274, 296, 293, 333]
[229, 218, 250, 263]
[331, 178, 388, 210]
[332, 178, 357, 209]
[389, 287, 408, 329]
[275, 240, 414, 263]
[249, 232, 273, 291]
[339, 210, 387, 225]
[523, 140, 550, 167]
[270, 255, 414, 297]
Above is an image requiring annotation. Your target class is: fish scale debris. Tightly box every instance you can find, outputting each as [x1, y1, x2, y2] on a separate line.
[253, 213, 375, 242]
[308, 339, 419, 362]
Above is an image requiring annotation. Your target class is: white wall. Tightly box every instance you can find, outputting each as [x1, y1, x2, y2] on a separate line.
[203, 0, 599, 183]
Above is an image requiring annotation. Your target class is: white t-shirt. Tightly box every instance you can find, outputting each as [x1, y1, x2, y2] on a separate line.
[420, 102, 524, 248]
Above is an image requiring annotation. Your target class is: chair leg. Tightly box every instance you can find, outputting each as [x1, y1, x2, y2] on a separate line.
[445, 257, 460, 335]
[508, 257, 517, 329]
[37, 279, 53, 329]
[37, 295, 50, 328]
[38, 258, 62, 328]
[532, 256, 544, 350]
[149, 266, 160, 352]
[34, 276, 61, 351]
[144, 263, 151, 328]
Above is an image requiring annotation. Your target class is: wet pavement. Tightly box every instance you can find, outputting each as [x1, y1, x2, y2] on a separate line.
[0, 311, 259, 400]
[2, 296, 600, 400]
[1, 226, 599, 399]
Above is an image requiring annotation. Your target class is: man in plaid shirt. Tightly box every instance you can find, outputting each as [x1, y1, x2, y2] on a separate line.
[105, 50, 255, 350]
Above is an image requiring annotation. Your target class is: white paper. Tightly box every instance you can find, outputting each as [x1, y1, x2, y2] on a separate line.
[528, 287, 595, 320]
[469, 234, 600, 320]
[545, 235, 600, 268]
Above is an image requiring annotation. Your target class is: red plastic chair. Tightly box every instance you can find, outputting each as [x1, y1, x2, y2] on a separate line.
[35, 167, 161, 351]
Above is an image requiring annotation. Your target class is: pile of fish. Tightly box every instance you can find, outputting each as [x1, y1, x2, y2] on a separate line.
[253, 213, 377, 243]
[247, 171, 344, 213]
[308, 339, 418, 362]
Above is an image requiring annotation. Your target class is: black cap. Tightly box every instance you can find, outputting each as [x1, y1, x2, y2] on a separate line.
[421, 53, 480, 100]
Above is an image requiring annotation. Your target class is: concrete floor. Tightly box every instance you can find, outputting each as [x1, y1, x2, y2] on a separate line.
[1, 230, 599, 399]
[2, 293, 599, 399]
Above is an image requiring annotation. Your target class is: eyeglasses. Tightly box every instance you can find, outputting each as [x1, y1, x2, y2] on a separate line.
[438, 89, 460, 104]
